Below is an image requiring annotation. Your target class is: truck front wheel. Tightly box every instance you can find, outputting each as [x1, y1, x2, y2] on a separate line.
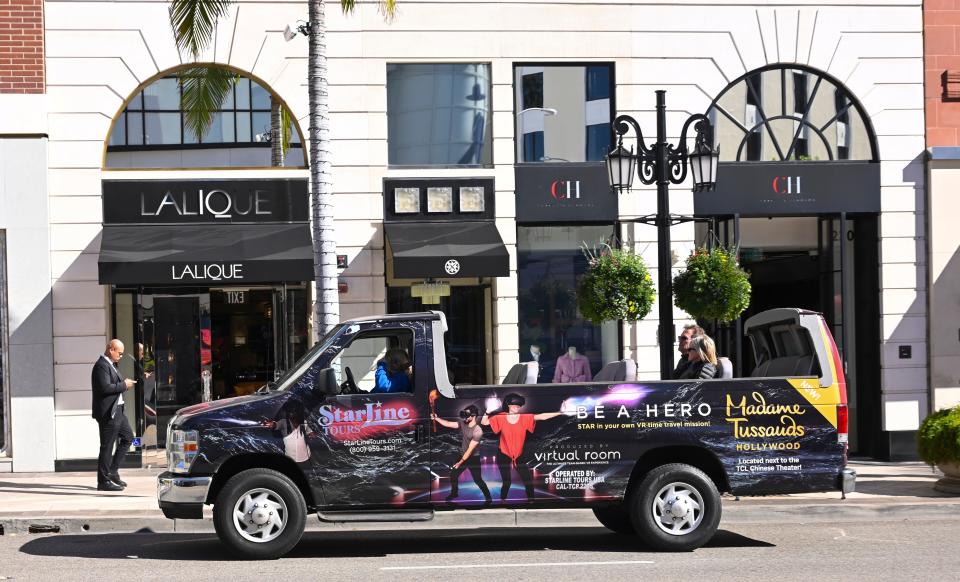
[213, 468, 307, 559]
[629, 463, 721, 551]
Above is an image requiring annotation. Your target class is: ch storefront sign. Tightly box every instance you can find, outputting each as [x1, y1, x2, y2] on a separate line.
[103, 179, 309, 224]
[515, 164, 617, 222]
[696, 162, 880, 216]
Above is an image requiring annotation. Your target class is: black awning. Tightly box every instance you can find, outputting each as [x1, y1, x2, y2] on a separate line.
[98, 223, 313, 285]
[385, 221, 509, 279]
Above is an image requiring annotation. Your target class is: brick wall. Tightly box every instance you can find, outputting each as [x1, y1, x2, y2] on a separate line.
[925, 0, 960, 146]
[0, 0, 43, 94]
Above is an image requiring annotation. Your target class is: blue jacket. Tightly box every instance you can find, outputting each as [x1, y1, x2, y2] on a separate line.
[372, 361, 411, 393]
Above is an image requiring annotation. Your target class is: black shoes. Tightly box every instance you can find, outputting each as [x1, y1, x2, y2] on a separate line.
[110, 475, 128, 487]
[97, 480, 123, 492]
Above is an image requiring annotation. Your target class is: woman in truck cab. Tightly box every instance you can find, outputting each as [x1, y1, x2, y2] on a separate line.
[372, 348, 412, 393]
[678, 335, 718, 380]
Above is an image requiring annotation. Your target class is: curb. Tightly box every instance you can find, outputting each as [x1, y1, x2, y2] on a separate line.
[3, 502, 960, 535]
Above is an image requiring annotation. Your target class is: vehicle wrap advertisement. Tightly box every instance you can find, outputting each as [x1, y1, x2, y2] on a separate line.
[173, 316, 844, 511]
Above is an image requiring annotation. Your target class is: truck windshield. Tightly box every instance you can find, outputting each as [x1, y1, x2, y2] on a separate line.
[271, 324, 344, 391]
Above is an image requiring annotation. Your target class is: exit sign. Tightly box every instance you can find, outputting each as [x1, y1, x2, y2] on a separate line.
[226, 291, 246, 304]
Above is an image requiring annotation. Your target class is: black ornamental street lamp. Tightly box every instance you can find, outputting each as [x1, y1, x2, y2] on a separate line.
[606, 90, 719, 380]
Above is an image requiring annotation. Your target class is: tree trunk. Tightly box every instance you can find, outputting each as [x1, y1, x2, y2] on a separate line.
[309, 0, 339, 337]
[270, 98, 283, 167]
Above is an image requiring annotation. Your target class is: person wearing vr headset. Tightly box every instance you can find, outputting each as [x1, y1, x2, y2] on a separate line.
[482, 393, 563, 502]
[431, 404, 493, 504]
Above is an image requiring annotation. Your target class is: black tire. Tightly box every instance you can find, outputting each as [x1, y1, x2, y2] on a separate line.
[213, 468, 307, 560]
[629, 463, 721, 551]
[592, 506, 635, 534]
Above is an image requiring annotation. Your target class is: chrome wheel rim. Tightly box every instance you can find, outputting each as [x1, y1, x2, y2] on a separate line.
[651, 481, 704, 536]
[232, 487, 288, 543]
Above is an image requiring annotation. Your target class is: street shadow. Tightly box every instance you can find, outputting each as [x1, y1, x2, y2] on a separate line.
[854, 479, 949, 498]
[0, 481, 98, 491]
[19, 527, 773, 561]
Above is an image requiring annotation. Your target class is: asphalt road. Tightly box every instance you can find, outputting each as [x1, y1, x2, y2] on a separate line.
[1, 519, 957, 581]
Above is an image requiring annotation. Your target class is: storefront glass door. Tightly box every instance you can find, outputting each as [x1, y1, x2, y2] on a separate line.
[142, 294, 211, 450]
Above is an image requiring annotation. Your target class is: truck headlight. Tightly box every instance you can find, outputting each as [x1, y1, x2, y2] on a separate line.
[168, 429, 199, 474]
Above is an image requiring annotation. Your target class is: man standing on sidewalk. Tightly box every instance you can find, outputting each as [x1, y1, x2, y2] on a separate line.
[91, 339, 135, 491]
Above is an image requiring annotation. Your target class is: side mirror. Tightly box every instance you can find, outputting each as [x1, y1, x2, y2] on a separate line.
[312, 367, 339, 398]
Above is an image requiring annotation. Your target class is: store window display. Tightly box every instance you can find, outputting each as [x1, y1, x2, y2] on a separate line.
[517, 225, 618, 381]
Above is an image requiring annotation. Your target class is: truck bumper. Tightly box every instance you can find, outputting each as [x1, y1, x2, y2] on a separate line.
[839, 467, 856, 494]
[157, 472, 212, 520]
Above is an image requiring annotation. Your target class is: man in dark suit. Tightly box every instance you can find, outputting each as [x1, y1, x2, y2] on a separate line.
[91, 339, 136, 491]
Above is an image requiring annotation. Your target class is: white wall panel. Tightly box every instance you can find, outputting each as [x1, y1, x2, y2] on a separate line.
[51, 251, 99, 282]
[50, 224, 101, 253]
[52, 308, 106, 337]
[49, 196, 103, 224]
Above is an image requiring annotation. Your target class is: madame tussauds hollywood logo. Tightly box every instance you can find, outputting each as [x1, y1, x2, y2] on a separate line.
[317, 401, 415, 439]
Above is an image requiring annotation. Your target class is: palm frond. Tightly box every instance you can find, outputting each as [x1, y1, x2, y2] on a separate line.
[280, 105, 293, 158]
[179, 65, 238, 142]
[169, 0, 233, 59]
[377, 0, 398, 21]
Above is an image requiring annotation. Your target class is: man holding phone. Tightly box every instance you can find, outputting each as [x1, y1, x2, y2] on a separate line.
[91, 339, 136, 491]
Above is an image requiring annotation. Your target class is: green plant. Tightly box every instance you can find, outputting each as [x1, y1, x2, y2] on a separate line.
[673, 247, 751, 323]
[918, 405, 960, 465]
[576, 246, 656, 325]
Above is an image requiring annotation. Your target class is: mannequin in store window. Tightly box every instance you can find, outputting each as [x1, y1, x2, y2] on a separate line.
[553, 345, 591, 383]
[522, 343, 547, 383]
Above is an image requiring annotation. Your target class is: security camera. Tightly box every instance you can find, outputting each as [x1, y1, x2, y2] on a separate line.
[283, 21, 310, 42]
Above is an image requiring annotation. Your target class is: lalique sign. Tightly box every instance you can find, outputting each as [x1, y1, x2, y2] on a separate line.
[103, 179, 309, 224]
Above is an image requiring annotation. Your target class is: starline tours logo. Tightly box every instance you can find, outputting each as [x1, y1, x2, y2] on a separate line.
[317, 400, 416, 440]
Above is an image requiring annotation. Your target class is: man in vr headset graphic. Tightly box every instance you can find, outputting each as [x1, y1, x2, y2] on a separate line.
[482, 393, 562, 502]
[432, 404, 492, 504]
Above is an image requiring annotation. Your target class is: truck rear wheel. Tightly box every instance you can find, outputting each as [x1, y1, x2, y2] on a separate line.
[592, 506, 635, 534]
[629, 463, 721, 551]
[213, 468, 307, 559]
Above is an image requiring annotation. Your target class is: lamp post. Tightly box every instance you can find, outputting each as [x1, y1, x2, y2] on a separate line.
[605, 90, 719, 380]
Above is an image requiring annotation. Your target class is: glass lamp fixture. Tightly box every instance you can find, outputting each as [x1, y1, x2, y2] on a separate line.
[605, 142, 635, 194]
[688, 144, 719, 192]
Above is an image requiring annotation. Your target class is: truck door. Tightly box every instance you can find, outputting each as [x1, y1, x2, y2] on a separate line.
[306, 324, 433, 508]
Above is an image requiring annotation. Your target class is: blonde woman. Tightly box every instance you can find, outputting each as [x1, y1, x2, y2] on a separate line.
[679, 335, 718, 380]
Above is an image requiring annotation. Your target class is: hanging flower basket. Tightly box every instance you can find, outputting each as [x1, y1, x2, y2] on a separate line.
[673, 247, 751, 323]
[576, 246, 656, 325]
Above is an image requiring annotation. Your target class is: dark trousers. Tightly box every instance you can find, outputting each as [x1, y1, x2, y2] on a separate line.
[97, 405, 133, 484]
[496, 453, 535, 501]
[449, 455, 491, 500]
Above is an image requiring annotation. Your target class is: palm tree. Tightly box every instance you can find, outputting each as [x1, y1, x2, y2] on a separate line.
[169, 0, 397, 337]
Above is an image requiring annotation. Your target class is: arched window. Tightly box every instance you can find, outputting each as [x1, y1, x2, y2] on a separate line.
[105, 66, 305, 169]
[706, 65, 878, 163]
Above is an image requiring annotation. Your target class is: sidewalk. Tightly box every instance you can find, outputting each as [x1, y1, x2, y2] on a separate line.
[1, 460, 957, 534]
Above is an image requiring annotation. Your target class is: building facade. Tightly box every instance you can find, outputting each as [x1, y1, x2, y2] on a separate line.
[0, 0, 927, 471]
[923, 0, 960, 414]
